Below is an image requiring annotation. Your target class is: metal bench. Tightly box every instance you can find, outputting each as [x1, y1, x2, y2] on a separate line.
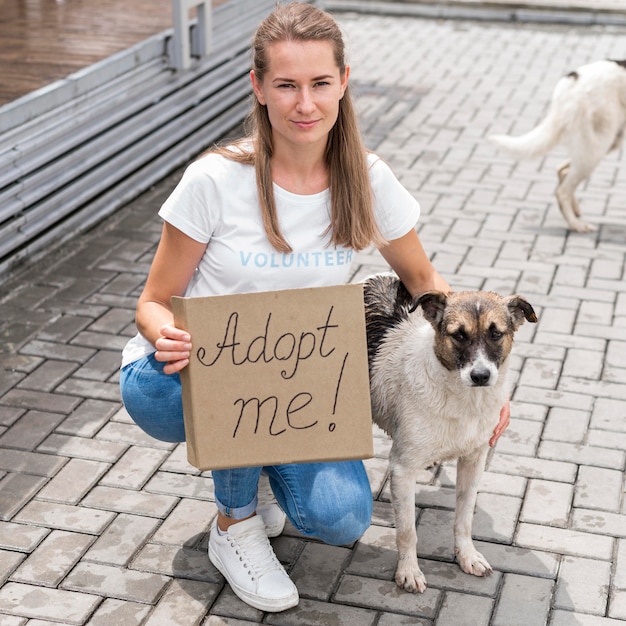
[0, 0, 280, 278]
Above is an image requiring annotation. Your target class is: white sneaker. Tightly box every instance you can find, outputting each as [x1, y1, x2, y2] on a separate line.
[257, 473, 286, 538]
[208, 516, 299, 612]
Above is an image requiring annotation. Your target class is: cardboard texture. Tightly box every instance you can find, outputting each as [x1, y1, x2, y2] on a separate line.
[171, 284, 374, 470]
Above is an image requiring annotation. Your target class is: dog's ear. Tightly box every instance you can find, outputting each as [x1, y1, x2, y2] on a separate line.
[411, 291, 448, 325]
[506, 295, 538, 330]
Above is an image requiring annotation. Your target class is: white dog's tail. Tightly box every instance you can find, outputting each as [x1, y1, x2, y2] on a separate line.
[488, 73, 574, 158]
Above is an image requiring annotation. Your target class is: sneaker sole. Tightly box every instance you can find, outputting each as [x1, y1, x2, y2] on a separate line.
[208, 544, 299, 612]
[263, 516, 286, 538]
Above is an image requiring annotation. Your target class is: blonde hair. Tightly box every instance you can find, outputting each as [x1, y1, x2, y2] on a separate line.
[214, 2, 383, 253]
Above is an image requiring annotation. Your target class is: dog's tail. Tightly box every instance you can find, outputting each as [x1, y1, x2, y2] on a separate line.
[488, 73, 574, 159]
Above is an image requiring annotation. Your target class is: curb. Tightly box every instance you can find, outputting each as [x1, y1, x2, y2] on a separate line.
[323, 0, 626, 26]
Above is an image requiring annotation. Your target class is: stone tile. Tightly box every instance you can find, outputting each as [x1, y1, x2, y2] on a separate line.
[36, 315, 94, 343]
[437, 591, 493, 626]
[88, 308, 136, 334]
[131, 542, 220, 583]
[487, 453, 576, 483]
[492, 573, 553, 626]
[158, 443, 201, 475]
[363, 456, 389, 496]
[15, 360, 78, 392]
[614, 539, 626, 590]
[574, 466, 623, 512]
[55, 378, 121, 402]
[609, 593, 626, 622]
[56, 398, 118, 438]
[0, 406, 26, 428]
[35, 458, 110, 504]
[70, 331, 128, 351]
[61, 561, 169, 604]
[493, 417, 542, 456]
[14, 501, 115, 534]
[334, 574, 440, 617]
[538, 441, 625, 470]
[0, 549, 26, 585]
[37, 433, 127, 463]
[96, 421, 176, 449]
[151, 498, 216, 546]
[554, 556, 612, 614]
[0, 613, 27, 625]
[515, 523, 614, 560]
[74, 350, 124, 381]
[346, 523, 398, 580]
[144, 471, 215, 501]
[81, 485, 178, 518]
[85, 598, 151, 625]
[17, 339, 96, 364]
[590, 397, 626, 432]
[0, 582, 101, 623]
[417, 559, 500, 596]
[100, 446, 169, 490]
[377, 613, 430, 626]
[290, 543, 351, 601]
[0, 521, 49, 553]
[143, 579, 221, 625]
[0, 472, 47, 520]
[10, 530, 94, 587]
[518, 357, 562, 389]
[542, 407, 591, 444]
[513, 385, 594, 412]
[84, 513, 160, 566]
[0, 448, 67, 477]
[520, 479, 574, 527]
[0, 388, 81, 414]
[588, 429, 626, 452]
[0, 410, 67, 451]
[571, 508, 626, 538]
[473, 492, 522, 543]
[415, 508, 456, 562]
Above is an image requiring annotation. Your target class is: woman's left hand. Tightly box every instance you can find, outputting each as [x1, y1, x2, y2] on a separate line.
[489, 400, 511, 447]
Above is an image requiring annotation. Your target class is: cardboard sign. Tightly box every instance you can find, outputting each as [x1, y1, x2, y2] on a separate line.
[171, 284, 374, 470]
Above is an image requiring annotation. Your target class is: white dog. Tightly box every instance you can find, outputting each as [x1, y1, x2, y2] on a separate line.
[489, 59, 626, 233]
[363, 274, 537, 593]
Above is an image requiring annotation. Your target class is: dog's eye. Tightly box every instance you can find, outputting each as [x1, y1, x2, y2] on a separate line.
[490, 327, 503, 341]
[451, 329, 467, 342]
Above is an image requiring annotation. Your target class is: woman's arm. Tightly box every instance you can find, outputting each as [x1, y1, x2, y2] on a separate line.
[136, 223, 207, 375]
[378, 229, 450, 296]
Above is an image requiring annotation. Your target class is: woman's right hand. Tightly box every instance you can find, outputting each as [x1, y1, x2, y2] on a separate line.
[154, 324, 192, 375]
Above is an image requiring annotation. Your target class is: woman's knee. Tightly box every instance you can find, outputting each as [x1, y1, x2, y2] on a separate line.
[119, 357, 186, 443]
[282, 463, 372, 545]
[308, 489, 372, 545]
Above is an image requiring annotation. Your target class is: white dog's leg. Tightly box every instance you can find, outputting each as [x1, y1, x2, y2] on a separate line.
[390, 462, 426, 593]
[556, 163, 596, 233]
[557, 161, 581, 217]
[454, 447, 493, 577]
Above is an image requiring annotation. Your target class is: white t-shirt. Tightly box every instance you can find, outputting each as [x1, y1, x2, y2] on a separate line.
[121, 150, 420, 366]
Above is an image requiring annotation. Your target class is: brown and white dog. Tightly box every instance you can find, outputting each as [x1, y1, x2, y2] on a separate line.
[363, 274, 537, 593]
[489, 59, 626, 233]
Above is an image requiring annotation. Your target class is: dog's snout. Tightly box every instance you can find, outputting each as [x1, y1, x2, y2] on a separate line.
[470, 368, 491, 386]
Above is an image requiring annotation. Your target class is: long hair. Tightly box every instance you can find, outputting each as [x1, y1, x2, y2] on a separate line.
[215, 2, 383, 253]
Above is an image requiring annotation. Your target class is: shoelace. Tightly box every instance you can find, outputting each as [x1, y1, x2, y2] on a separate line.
[227, 527, 282, 580]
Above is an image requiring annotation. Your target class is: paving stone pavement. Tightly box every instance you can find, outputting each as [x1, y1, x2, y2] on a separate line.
[1, 5, 626, 626]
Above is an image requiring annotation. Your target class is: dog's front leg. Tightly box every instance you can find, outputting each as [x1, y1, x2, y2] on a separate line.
[390, 462, 427, 593]
[454, 447, 493, 577]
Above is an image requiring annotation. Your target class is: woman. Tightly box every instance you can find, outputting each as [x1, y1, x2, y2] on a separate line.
[120, 2, 509, 613]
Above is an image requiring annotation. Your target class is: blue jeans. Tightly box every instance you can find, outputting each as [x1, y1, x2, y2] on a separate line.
[119, 354, 372, 545]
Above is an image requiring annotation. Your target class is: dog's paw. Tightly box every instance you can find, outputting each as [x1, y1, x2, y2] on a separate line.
[395, 563, 427, 593]
[569, 218, 597, 233]
[456, 548, 493, 578]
